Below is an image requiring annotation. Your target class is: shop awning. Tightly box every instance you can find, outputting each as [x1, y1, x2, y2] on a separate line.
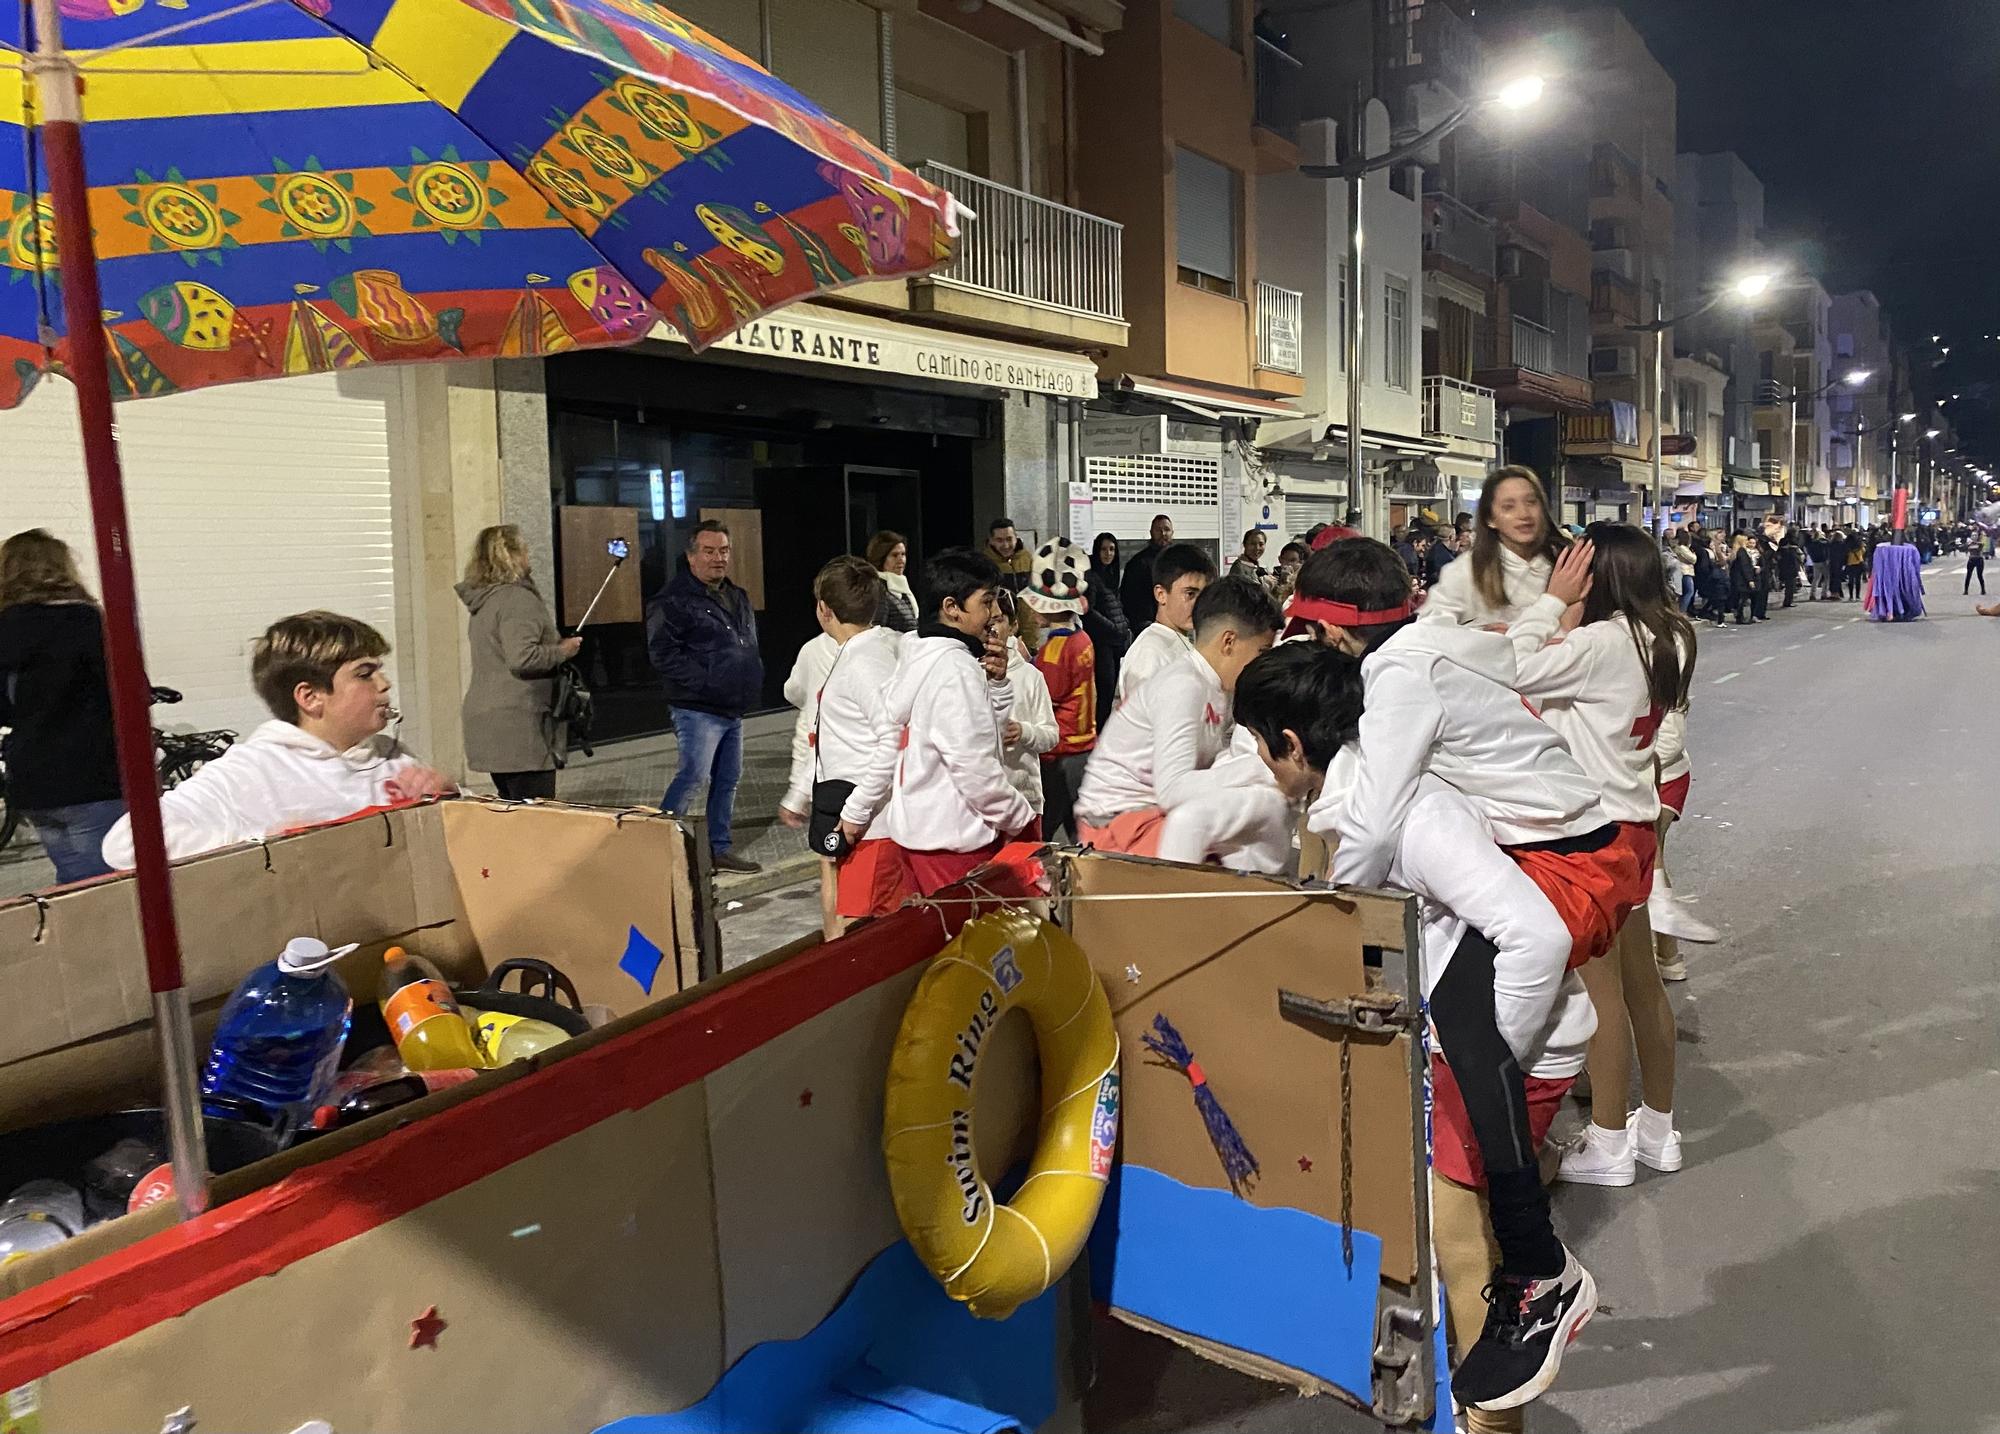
[648, 302, 1101, 400]
[1115, 375, 1307, 421]
[1433, 453, 1493, 483]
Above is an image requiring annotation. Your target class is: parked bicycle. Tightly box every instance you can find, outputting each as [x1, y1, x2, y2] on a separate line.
[0, 687, 236, 853]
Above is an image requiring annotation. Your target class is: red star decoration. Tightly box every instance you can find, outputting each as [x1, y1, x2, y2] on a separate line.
[798, 1089, 814, 1108]
[1297, 1156, 1314, 1173]
[409, 1305, 447, 1350]
[480, 867, 491, 879]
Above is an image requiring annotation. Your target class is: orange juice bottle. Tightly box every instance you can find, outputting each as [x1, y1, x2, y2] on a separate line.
[379, 948, 486, 1072]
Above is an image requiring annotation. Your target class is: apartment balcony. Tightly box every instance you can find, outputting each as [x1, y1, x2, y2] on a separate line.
[1389, 2, 1485, 108]
[1473, 314, 1594, 414]
[1254, 37, 1304, 143]
[1760, 457, 1788, 494]
[1567, 400, 1644, 458]
[908, 161, 1127, 349]
[1590, 268, 1643, 327]
[1255, 280, 1304, 377]
[1423, 192, 1496, 282]
[1589, 143, 1642, 207]
[1423, 375, 1497, 455]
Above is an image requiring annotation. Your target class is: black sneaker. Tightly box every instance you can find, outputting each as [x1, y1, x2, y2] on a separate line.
[1451, 1248, 1597, 1412]
[712, 851, 762, 875]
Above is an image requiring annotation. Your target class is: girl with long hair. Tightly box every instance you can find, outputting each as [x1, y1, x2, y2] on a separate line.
[0, 530, 124, 883]
[865, 529, 917, 632]
[1507, 523, 1699, 1188]
[1423, 466, 1567, 626]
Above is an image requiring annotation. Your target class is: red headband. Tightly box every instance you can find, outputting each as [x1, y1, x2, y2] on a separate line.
[1285, 595, 1413, 628]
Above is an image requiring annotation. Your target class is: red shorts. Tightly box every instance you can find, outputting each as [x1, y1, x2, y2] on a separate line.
[835, 838, 912, 920]
[1430, 1054, 1573, 1187]
[1076, 807, 1167, 857]
[835, 837, 1008, 918]
[1659, 773, 1691, 818]
[1505, 821, 1657, 970]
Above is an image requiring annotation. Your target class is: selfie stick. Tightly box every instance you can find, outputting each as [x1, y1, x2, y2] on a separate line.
[575, 549, 628, 630]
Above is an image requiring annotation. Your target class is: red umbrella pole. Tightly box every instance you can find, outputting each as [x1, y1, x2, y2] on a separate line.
[32, 0, 209, 1220]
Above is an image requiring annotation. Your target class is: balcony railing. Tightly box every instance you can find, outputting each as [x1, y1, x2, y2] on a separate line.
[1760, 458, 1787, 491]
[1254, 37, 1304, 140]
[1394, 1, 1484, 101]
[1590, 269, 1643, 326]
[915, 161, 1125, 324]
[1423, 375, 1496, 443]
[1511, 315, 1555, 375]
[1422, 192, 1496, 277]
[1256, 279, 1304, 375]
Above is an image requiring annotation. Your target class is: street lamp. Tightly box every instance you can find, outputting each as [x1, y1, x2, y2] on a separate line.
[1627, 268, 1778, 533]
[1302, 72, 1544, 536]
[1770, 367, 1871, 526]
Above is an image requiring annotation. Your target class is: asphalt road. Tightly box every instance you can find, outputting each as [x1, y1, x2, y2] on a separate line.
[1088, 560, 2000, 1434]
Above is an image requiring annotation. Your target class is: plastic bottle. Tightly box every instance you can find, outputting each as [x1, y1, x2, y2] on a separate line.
[469, 1010, 571, 1066]
[379, 947, 486, 1072]
[308, 1069, 480, 1131]
[0, 1180, 86, 1264]
[202, 937, 356, 1130]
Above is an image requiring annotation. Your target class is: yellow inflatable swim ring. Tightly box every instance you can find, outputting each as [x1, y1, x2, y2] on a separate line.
[883, 909, 1120, 1320]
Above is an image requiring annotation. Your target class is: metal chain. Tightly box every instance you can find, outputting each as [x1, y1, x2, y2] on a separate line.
[1339, 1030, 1355, 1275]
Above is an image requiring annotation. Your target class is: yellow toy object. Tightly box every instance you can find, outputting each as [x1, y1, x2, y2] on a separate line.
[883, 909, 1120, 1320]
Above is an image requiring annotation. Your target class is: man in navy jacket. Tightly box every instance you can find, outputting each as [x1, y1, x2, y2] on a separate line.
[648, 521, 766, 872]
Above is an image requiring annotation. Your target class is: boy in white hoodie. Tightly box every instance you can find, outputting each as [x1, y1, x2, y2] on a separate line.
[1228, 640, 1596, 1434]
[1114, 542, 1217, 703]
[836, 550, 1032, 913]
[1287, 538, 1619, 1416]
[777, 557, 900, 937]
[101, 611, 450, 869]
[1076, 577, 1280, 855]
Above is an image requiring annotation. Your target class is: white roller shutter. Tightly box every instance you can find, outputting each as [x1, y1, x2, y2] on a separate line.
[1085, 451, 1222, 555]
[1, 371, 399, 738]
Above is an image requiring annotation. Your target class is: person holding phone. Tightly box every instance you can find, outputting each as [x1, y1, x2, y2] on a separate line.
[458, 524, 581, 800]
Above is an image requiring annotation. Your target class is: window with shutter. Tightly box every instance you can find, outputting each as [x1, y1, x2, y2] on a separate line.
[1175, 147, 1239, 296]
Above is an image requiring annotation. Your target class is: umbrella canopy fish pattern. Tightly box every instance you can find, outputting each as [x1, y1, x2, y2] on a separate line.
[0, 0, 961, 407]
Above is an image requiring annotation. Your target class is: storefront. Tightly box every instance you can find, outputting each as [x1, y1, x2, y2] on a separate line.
[545, 303, 1098, 741]
[0, 370, 406, 738]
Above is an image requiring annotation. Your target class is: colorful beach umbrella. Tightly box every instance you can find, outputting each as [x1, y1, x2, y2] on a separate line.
[2, 0, 961, 1217]
[1, 0, 962, 405]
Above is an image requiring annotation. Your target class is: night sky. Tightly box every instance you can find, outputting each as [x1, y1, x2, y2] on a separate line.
[1489, 0, 1999, 464]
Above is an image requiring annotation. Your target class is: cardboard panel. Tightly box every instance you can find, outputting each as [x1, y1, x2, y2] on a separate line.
[1067, 855, 1420, 1282]
[438, 801, 692, 1018]
[700, 507, 764, 610]
[38, 1084, 723, 1434]
[560, 505, 644, 627]
[706, 970, 917, 1364]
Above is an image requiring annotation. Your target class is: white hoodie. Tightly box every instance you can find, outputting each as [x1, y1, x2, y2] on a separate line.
[1322, 622, 1603, 890]
[780, 632, 839, 816]
[1421, 546, 1553, 627]
[1507, 595, 1680, 825]
[812, 626, 905, 788]
[1001, 643, 1058, 814]
[840, 631, 1032, 851]
[1656, 705, 1690, 786]
[1115, 621, 1196, 703]
[101, 721, 422, 869]
[1156, 751, 1296, 874]
[1076, 648, 1232, 825]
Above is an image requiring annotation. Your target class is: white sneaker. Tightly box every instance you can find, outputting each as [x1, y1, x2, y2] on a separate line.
[1647, 884, 1720, 944]
[1628, 1106, 1683, 1173]
[1656, 948, 1688, 982]
[1557, 1123, 1634, 1187]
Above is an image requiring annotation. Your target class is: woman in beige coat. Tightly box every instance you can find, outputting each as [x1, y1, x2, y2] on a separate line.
[457, 525, 580, 799]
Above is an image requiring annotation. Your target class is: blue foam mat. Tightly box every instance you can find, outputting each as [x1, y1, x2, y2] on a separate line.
[596, 1240, 1056, 1434]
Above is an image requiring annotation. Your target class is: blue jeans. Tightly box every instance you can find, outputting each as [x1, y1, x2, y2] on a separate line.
[28, 798, 126, 885]
[662, 708, 743, 854]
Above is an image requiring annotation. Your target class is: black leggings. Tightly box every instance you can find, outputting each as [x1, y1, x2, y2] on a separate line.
[1429, 926, 1564, 1278]
[1968, 559, 1986, 595]
[493, 769, 558, 800]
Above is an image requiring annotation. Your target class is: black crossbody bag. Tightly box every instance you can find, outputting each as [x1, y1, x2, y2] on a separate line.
[806, 650, 856, 860]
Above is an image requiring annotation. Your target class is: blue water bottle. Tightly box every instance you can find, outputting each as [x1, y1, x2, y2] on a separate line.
[203, 937, 356, 1133]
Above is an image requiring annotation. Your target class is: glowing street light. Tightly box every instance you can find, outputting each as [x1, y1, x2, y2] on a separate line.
[1843, 369, 1873, 387]
[1731, 271, 1776, 300]
[1494, 74, 1546, 111]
